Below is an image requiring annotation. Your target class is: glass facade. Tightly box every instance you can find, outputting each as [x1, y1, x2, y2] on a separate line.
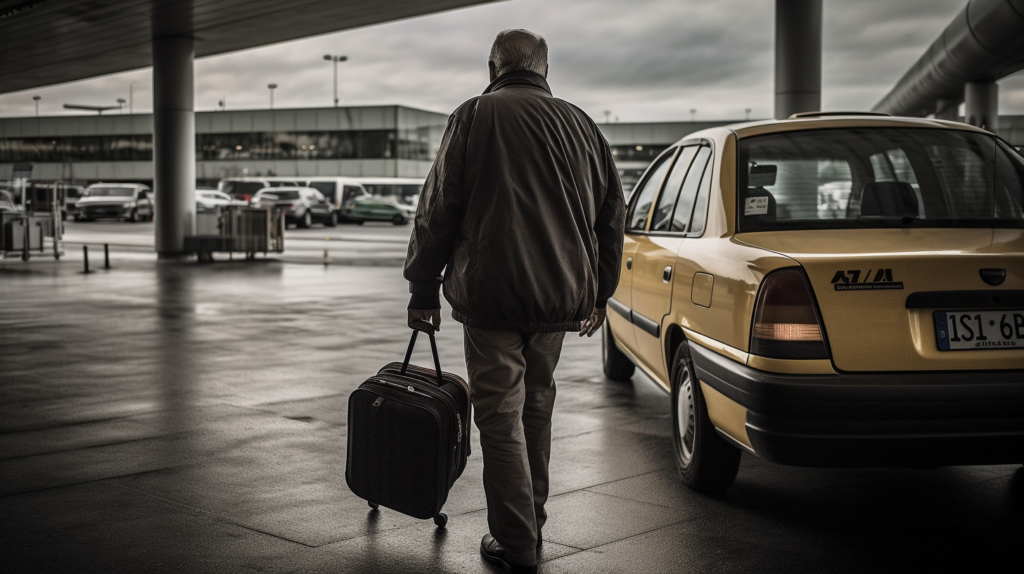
[0, 136, 152, 162]
[1, 129, 440, 163]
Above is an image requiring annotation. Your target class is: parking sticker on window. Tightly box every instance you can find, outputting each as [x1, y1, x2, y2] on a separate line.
[744, 196, 769, 216]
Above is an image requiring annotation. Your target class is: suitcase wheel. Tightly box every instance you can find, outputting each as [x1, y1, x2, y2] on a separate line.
[433, 513, 448, 528]
[368, 501, 379, 510]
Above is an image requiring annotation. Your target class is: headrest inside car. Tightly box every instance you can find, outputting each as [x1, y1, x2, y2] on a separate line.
[860, 181, 918, 218]
[748, 164, 777, 188]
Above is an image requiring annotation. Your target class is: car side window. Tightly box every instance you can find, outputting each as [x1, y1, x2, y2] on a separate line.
[651, 146, 698, 232]
[687, 150, 714, 235]
[671, 146, 712, 232]
[626, 148, 675, 232]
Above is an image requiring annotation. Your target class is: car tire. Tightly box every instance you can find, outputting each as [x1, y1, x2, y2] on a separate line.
[670, 341, 741, 493]
[327, 211, 339, 227]
[300, 211, 313, 228]
[602, 321, 635, 381]
[73, 214, 81, 222]
[356, 220, 365, 226]
[128, 209, 139, 223]
[392, 214, 407, 225]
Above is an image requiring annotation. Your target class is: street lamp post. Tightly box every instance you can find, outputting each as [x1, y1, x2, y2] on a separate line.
[128, 82, 137, 114]
[323, 54, 348, 107]
[33, 95, 40, 117]
[267, 83, 277, 109]
[117, 98, 126, 113]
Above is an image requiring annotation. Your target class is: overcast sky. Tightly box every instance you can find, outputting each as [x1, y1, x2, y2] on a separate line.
[2, 0, 1023, 122]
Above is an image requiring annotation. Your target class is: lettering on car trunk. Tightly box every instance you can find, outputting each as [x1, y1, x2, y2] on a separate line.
[830, 268, 904, 291]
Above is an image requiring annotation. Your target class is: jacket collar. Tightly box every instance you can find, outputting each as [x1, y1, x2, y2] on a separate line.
[482, 70, 552, 96]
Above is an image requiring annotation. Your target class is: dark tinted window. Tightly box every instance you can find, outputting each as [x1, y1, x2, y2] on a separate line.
[738, 128, 1024, 231]
[309, 182, 336, 200]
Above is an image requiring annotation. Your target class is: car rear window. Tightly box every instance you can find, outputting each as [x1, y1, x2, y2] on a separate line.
[737, 128, 1024, 231]
[257, 190, 301, 200]
[85, 187, 135, 197]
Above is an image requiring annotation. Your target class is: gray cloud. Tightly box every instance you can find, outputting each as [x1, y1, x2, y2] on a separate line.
[1, 0, 1022, 122]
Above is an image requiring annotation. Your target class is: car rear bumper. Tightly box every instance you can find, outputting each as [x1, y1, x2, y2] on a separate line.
[689, 343, 1024, 467]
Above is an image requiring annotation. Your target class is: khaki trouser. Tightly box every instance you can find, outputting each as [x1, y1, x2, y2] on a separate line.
[464, 326, 565, 565]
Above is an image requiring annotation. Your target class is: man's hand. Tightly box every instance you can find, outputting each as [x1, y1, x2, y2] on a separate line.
[579, 306, 606, 337]
[408, 309, 442, 332]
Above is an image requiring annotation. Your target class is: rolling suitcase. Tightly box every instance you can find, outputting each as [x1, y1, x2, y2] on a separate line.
[345, 323, 472, 527]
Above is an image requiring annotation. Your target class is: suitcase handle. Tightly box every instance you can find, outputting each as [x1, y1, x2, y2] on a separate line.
[402, 328, 443, 386]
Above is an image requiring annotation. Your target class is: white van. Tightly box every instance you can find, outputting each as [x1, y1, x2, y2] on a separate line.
[303, 177, 370, 212]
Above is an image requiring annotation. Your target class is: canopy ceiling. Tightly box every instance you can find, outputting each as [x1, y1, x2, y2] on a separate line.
[0, 0, 497, 94]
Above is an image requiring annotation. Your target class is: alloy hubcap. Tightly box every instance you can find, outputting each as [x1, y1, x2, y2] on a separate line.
[676, 369, 696, 463]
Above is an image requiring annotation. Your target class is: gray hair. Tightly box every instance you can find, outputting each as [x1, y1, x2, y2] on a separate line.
[488, 29, 548, 78]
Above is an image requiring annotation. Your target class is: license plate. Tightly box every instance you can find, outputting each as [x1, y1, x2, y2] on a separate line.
[934, 310, 1024, 351]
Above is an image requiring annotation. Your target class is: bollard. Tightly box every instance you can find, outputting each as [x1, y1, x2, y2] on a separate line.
[104, 243, 110, 269]
[83, 245, 90, 273]
[323, 249, 329, 266]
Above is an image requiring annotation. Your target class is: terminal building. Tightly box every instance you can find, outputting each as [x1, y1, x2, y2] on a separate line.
[2, 106, 1022, 191]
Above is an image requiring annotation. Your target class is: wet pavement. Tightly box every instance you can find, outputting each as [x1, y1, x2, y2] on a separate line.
[1, 256, 1022, 573]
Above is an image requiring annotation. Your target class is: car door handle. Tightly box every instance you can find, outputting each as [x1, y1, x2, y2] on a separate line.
[663, 266, 673, 282]
[626, 257, 632, 270]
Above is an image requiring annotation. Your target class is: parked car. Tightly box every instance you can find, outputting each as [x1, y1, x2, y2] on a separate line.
[250, 186, 336, 228]
[356, 177, 424, 208]
[0, 194, 16, 213]
[303, 177, 371, 222]
[196, 189, 247, 212]
[0, 189, 17, 213]
[74, 183, 154, 222]
[602, 113, 1024, 493]
[344, 196, 417, 225]
[218, 177, 303, 203]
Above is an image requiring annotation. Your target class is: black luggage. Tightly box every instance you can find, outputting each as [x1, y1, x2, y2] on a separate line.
[345, 323, 471, 527]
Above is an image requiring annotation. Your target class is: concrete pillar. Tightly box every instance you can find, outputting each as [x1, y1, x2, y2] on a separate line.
[774, 0, 822, 119]
[934, 98, 961, 121]
[152, 36, 195, 258]
[964, 81, 998, 131]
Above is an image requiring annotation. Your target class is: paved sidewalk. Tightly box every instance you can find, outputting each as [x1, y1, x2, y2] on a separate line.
[1, 260, 1021, 573]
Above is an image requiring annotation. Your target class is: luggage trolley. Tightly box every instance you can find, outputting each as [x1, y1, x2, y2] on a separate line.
[0, 181, 63, 261]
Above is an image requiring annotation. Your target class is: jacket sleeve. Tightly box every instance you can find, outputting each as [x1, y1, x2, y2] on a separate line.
[403, 109, 470, 309]
[594, 143, 626, 309]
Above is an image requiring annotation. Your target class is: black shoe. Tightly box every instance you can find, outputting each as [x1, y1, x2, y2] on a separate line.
[480, 533, 538, 574]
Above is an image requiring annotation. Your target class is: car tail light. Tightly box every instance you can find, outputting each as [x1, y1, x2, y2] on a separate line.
[750, 268, 830, 360]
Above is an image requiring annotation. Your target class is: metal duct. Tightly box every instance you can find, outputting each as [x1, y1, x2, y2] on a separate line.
[872, 0, 1024, 116]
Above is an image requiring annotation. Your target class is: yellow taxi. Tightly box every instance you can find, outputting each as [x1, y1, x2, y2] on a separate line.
[601, 113, 1024, 492]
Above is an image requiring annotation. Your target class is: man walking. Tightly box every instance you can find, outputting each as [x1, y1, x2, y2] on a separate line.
[404, 29, 625, 573]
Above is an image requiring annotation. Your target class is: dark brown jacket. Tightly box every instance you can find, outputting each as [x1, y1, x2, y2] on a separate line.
[404, 71, 625, 333]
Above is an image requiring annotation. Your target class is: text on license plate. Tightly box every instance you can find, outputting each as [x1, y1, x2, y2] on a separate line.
[934, 310, 1024, 351]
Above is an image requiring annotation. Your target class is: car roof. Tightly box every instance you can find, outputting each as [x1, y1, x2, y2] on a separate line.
[672, 114, 992, 146]
[255, 186, 317, 192]
[356, 177, 425, 185]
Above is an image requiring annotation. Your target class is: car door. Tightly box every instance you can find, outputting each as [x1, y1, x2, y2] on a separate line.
[631, 145, 712, 377]
[137, 189, 154, 217]
[611, 148, 677, 358]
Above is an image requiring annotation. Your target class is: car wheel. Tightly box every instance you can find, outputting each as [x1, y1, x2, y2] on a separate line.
[356, 220, 365, 226]
[602, 321, 635, 381]
[670, 341, 741, 493]
[73, 214, 81, 222]
[128, 209, 139, 223]
[392, 214, 407, 225]
[300, 211, 313, 228]
[327, 211, 339, 227]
